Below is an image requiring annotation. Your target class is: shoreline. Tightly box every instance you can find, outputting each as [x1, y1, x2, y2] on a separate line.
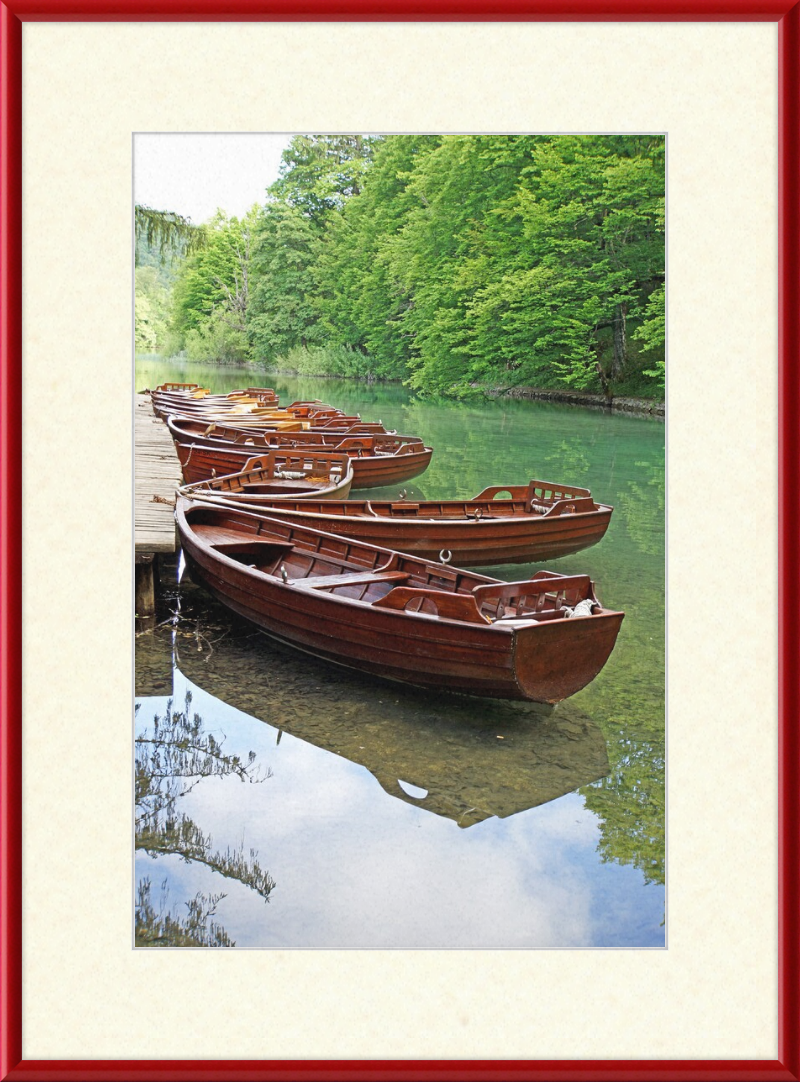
[145, 359, 664, 417]
[490, 386, 665, 418]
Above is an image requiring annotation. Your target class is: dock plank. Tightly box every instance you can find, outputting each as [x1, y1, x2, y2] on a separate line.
[135, 395, 182, 555]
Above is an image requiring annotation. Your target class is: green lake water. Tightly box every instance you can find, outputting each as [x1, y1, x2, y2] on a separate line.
[135, 358, 665, 948]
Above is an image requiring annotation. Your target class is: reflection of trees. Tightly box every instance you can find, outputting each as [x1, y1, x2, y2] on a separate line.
[581, 735, 665, 885]
[135, 692, 274, 947]
[542, 439, 592, 485]
[616, 454, 665, 557]
[135, 878, 234, 948]
[574, 621, 665, 889]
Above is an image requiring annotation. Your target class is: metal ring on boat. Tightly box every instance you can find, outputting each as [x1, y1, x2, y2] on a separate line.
[439, 549, 452, 564]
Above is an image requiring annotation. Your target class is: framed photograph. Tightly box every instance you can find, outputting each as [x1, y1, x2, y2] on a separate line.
[1, 3, 797, 1080]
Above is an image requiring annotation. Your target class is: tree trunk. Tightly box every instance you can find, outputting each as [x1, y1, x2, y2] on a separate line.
[612, 303, 628, 381]
[595, 360, 612, 400]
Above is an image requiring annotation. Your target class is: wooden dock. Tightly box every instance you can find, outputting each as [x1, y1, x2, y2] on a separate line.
[135, 395, 182, 618]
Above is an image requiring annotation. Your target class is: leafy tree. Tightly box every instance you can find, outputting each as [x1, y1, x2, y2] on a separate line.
[134, 266, 170, 352]
[582, 735, 665, 887]
[309, 133, 664, 396]
[245, 136, 383, 367]
[246, 200, 324, 360]
[269, 134, 381, 228]
[170, 209, 256, 362]
[184, 309, 249, 364]
[150, 133, 665, 396]
[134, 205, 204, 265]
[634, 282, 666, 383]
[380, 135, 540, 392]
[455, 136, 664, 395]
[315, 134, 442, 377]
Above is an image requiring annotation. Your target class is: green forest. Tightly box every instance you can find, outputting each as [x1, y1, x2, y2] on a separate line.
[135, 134, 665, 400]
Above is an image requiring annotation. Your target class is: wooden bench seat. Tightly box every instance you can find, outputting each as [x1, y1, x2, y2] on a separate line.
[291, 570, 410, 590]
[194, 524, 263, 545]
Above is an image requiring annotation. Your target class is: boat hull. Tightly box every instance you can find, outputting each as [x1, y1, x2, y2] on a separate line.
[174, 437, 432, 489]
[177, 503, 623, 703]
[193, 499, 612, 565]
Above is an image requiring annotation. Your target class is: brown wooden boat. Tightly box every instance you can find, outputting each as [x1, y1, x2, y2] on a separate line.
[176, 499, 624, 703]
[207, 410, 387, 429]
[154, 403, 383, 435]
[167, 415, 433, 488]
[188, 413, 383, 432]
[149, 386, 389, 435]
[179, 451, 353, 500]
[179, 479, 612, 565]
[151, 382, 279, 406]
[151, 395, 346, 425]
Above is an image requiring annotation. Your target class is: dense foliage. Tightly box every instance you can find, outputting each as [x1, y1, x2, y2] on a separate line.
[141, 134, 665, 396]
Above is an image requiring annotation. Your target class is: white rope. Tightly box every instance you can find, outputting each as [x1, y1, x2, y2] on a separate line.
[564, 598, 598, 618]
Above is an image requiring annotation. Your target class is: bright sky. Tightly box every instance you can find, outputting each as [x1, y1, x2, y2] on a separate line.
[133, 133, 294, 224]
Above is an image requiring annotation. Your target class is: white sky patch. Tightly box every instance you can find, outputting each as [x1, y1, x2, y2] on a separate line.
[133, 132, 293, 224]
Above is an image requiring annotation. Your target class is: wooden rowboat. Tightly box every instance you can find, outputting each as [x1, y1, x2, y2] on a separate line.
[176, 499, 624, 703]
[149, 387, 389, 435]
[152, 397, 346, 425]
[179, 478, 612, 565]
[154, 401, 380, 432]
[178, 451, 353, 500]
[167, 415, 433, 488]
[151, 383, 279, 406]
[174, 448, 353, 498]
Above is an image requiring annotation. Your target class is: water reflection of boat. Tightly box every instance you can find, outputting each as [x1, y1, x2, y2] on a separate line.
[168, 592, 610, 828]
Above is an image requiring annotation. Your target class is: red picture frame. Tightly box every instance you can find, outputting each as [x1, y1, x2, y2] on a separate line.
[1, 4, 798, 1080]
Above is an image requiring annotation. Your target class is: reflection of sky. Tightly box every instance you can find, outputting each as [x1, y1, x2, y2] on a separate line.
[136, 670, 665, 949]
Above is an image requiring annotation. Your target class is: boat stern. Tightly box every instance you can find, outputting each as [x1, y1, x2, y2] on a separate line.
[512, 610, 624, 703]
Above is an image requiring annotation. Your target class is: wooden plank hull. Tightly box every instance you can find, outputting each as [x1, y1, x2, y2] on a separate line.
[175, 446, 353, 498]
[166, 416, 433, 489]
[187, 496, 612, 565]
[173, 434, 432, 489]
[176, 501, 623, 703]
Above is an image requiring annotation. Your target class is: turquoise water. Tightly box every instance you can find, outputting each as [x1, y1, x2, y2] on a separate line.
[135, 359, 665, 948]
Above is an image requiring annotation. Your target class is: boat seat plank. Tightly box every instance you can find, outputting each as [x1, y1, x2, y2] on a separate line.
[472, 575, 592, 603]
[291, 570, 410, 590]
[193, 524, 258, 545]
[373, 587, 491, 624]
[212, 539, 296, 557]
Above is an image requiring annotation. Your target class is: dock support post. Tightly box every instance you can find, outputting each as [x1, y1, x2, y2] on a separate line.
[135, 553, 157, 619]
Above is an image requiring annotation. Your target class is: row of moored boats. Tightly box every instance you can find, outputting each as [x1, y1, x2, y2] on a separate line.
[146, 382, 625, 705]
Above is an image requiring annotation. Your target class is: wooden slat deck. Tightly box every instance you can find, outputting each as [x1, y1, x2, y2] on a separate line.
[135, 395, 181, 555]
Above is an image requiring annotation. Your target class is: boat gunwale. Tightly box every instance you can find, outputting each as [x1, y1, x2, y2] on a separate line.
[177, 499, 622, 634]
[182, 491, 613, 525]
[166, 414, 432, 456]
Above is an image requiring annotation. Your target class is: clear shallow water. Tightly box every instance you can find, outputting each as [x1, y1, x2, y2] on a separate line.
[135, 359, 665, 948]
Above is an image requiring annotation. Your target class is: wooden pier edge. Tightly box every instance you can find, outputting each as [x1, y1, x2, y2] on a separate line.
[134, 394, 182, 618]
